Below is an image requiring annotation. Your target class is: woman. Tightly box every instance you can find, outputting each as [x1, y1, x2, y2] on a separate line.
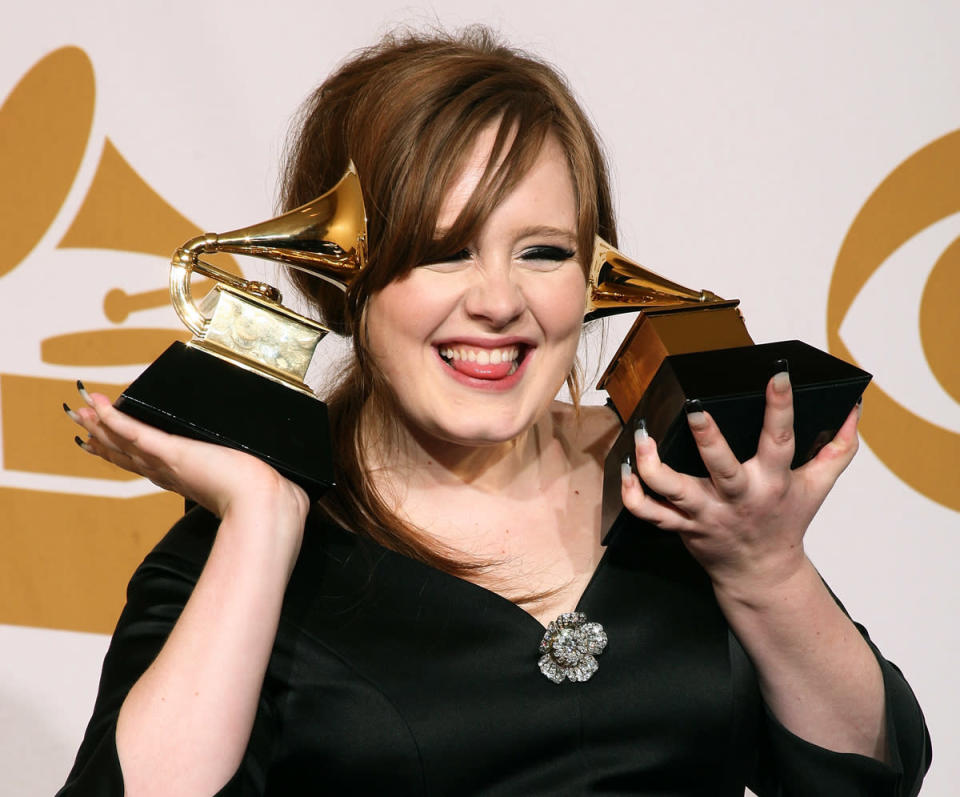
[60, 28, 929, 796]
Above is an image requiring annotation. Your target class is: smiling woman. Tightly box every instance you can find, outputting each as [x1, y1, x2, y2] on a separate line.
[59, 25, 929, 797]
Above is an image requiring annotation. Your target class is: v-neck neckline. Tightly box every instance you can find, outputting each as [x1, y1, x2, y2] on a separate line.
[323, 519, 616, 634]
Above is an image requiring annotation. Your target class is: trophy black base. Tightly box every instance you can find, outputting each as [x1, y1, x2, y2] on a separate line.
[115, 342, 335, 500]
[601, 340, 870, 544]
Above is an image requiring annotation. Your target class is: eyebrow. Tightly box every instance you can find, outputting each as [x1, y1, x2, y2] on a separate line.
[513, 225, 577, 242]
[431, 225, 577, 245]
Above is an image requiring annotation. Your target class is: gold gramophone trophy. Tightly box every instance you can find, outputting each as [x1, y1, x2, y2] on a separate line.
[584, 239, 871, 544]
[115, 164, 367, 499]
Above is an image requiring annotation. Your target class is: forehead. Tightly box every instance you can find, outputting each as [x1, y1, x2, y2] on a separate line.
[436, 127, 576, 234]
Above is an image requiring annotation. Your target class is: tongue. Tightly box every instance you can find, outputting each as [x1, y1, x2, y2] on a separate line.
[451, 358, 515, 380]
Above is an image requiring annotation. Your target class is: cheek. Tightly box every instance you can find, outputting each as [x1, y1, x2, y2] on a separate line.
[537, 273, 587, 342]
[366, 280, 424, 350]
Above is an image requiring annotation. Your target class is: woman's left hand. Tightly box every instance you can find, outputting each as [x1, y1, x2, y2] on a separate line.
[620, 364, 862, 596]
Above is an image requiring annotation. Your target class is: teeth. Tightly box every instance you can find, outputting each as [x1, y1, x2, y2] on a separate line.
[439, 345, 520, 365]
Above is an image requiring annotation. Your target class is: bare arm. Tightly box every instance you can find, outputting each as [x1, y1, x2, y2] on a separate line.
[621, 369, 886, 759]
[73, 391, 308, 796]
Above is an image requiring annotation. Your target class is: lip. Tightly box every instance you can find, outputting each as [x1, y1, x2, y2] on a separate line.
[432, 338, 535, 392]
[432, 335, 536, 349]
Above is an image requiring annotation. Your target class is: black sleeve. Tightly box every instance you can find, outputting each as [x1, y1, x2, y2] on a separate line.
[56, 507, 278, 796]
[747, 624, 931, 797]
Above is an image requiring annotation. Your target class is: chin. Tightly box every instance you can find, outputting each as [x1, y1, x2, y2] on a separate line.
[427, 415, 533, 448]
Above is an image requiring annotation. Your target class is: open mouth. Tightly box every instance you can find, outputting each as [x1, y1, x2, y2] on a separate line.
[437, 344, 528, 380]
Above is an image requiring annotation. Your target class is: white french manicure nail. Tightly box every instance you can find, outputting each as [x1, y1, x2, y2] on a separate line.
[634, 419, 649, 445]
[77, 380, 93, 406]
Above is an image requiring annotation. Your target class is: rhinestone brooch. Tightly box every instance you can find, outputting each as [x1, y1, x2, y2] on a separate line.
[538, 611, 608, 684]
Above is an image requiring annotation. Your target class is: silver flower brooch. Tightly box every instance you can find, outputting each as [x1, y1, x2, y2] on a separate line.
[538, 611, 608, 683]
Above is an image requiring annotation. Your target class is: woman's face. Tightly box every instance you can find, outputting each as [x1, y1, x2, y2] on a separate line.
[365, 129, 586, 449]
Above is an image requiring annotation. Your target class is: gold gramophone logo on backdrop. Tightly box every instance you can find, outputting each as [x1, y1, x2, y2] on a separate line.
[0, 47, 243, 633]
[828, 129, 960, 512]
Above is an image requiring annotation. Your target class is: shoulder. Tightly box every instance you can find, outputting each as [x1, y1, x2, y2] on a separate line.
[550, 400, 621, 460]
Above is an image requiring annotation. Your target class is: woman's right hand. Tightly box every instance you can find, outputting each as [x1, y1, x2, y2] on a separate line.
[67, 382, 309, 528]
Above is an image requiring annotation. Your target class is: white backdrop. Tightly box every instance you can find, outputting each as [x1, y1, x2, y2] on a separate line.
[1, 1, 956, 794]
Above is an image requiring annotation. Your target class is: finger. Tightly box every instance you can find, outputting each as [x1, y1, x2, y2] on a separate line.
[77, 425, 180, 492]
[85, 391, 143, 446]
[68, 398, 129, 458]
[631, 422, 707, 515]
[801, 399, 861, 485]
[79, 432, 143, 474]
[75, 390, 180, 480]
[684, 401, 749, 499]
[85, 391, 177, 469]
[620, 456, 696, 531]
[755, 360, 796, 470]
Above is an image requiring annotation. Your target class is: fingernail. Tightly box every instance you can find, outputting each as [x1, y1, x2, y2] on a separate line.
[74, 435, 91, 452]
[620, 454, 632, 482]
[684, 399, 706, 428]
[62, 402, 80, 422]
[856, 394, 863, 407]
[634, 418, 649, 445]
[772, 359, 790, 393]
[77, 380, 92, 406]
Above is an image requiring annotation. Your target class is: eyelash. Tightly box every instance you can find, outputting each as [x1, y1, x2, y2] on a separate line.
[520, 246, 575, 262]
[428, 246, 576, 266]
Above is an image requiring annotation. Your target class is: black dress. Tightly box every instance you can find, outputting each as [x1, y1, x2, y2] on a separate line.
[59, 507, 930, 795]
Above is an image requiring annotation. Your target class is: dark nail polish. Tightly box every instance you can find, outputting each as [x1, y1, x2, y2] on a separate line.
[74, 435, 85, 448]
[772, 358, 789, 375]
[62, 402, 71, 414]
[76, 379, 85, 391]
[856, 395, 863, 407]
[684, 399, 704, 415]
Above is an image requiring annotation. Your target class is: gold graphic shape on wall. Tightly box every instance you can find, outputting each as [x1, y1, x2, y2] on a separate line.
[0, 46, 93, 278]
[919, 234, 960, 404]
[828, 129, 960, 511]
[0, 47, 242, 633]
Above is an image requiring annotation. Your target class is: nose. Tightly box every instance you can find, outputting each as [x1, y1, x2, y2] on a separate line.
[463, 263, 526, 329]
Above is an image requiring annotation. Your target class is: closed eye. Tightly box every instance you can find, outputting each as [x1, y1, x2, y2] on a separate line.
[419, 248, 473, 272]
[518, 246, 576, 269]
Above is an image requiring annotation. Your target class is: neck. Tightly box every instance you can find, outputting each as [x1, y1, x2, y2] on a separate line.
[363, 404, 572, 499]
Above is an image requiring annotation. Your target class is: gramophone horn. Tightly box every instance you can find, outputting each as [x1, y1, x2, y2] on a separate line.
[585, 238, 729, 321]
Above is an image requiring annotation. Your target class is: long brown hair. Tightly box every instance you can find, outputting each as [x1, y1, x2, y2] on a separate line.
[280, 26, 617, 578]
